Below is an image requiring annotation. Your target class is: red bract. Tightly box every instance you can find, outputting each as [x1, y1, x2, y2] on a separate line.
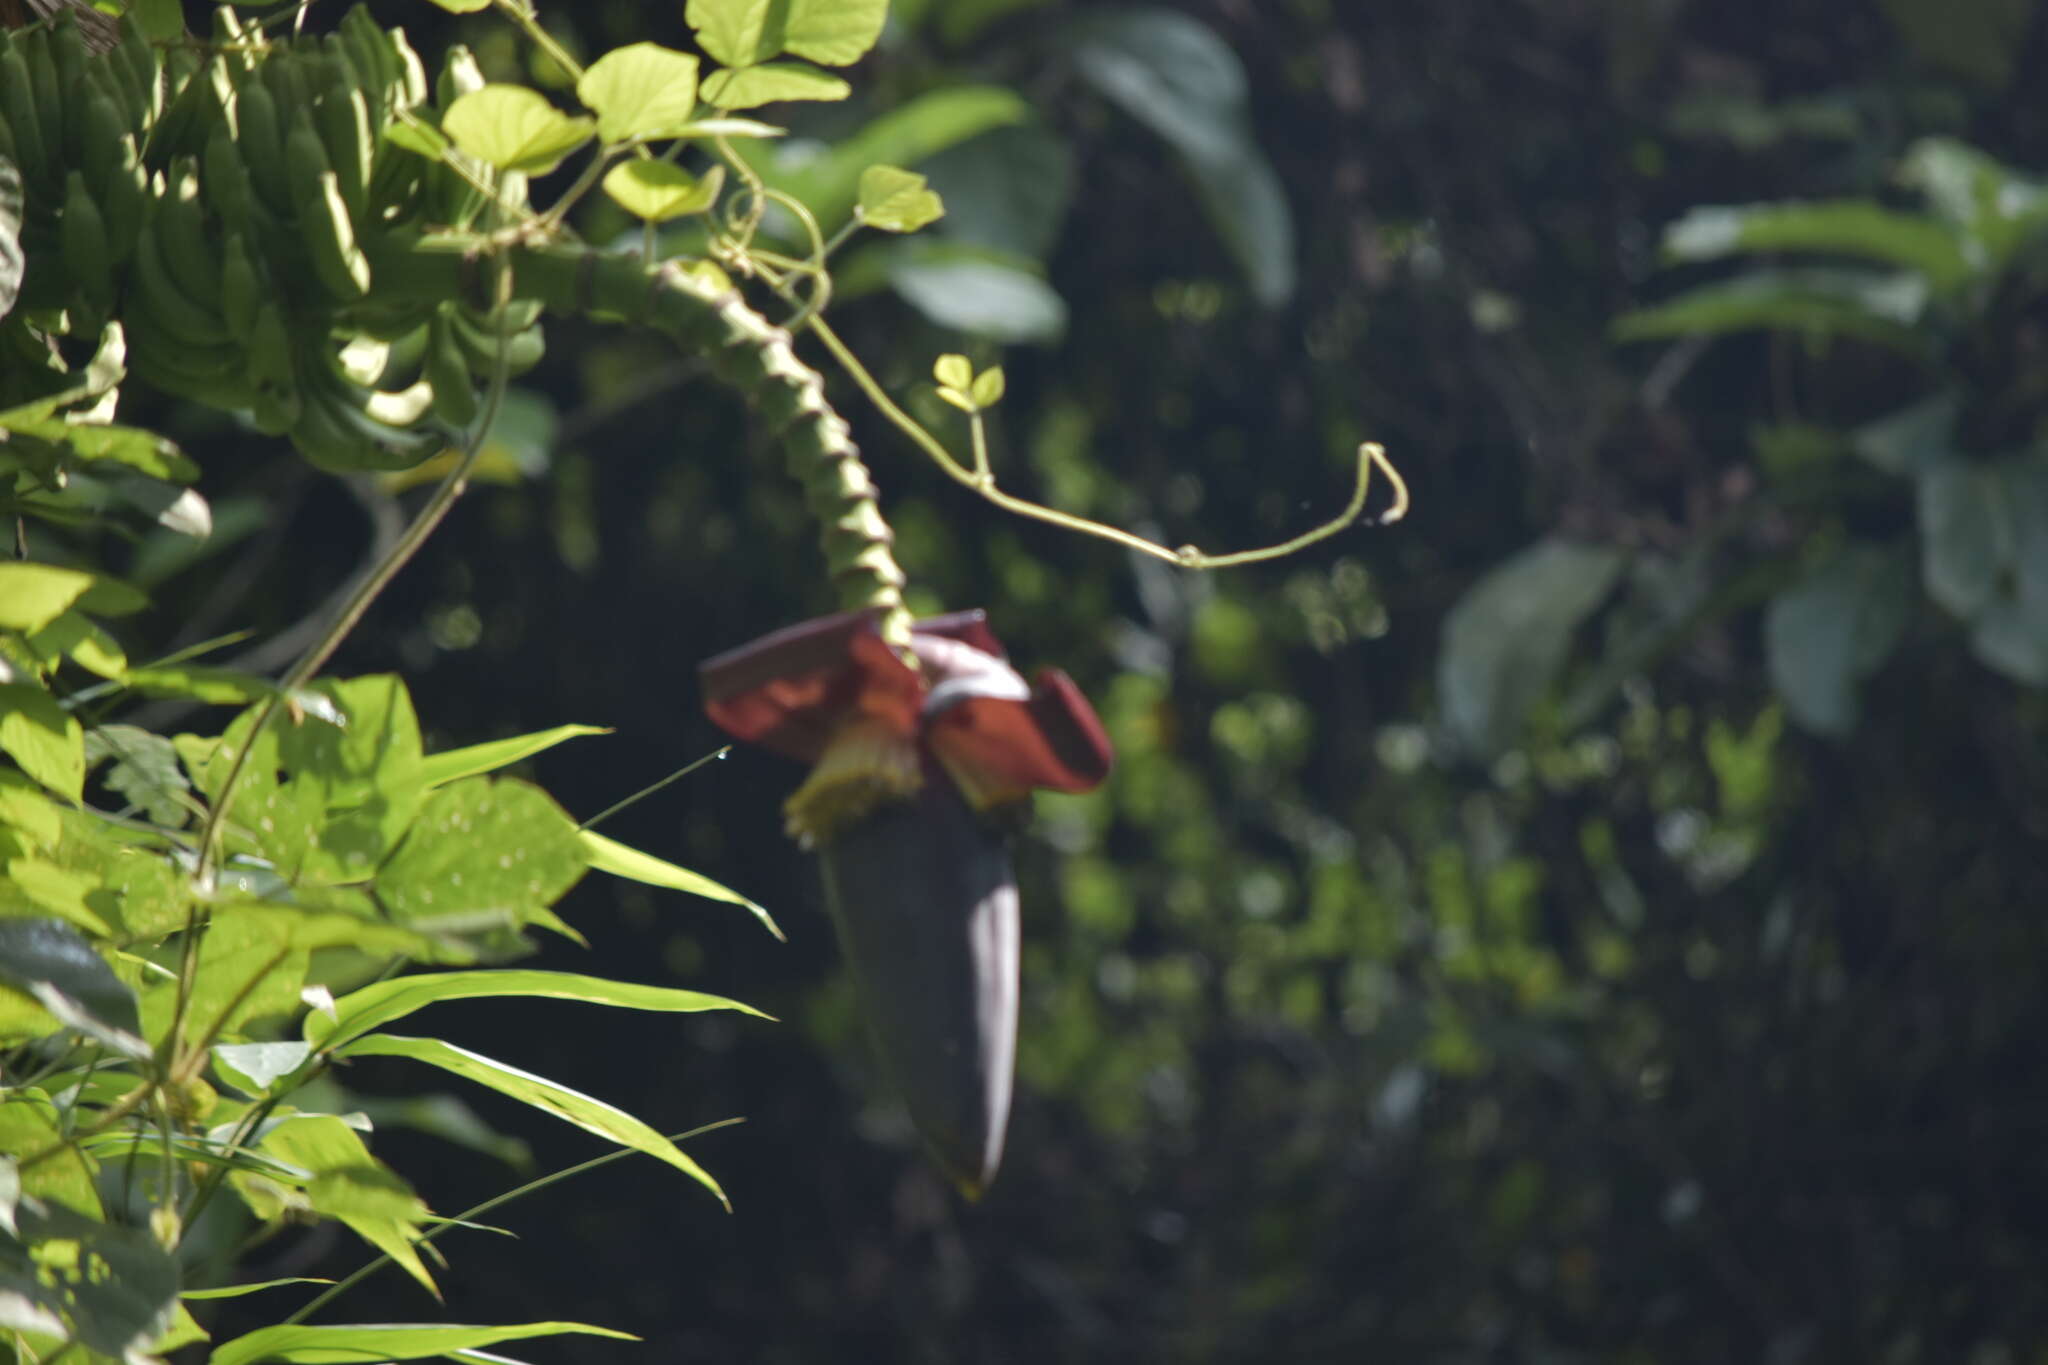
[700, 609, 1113, 845]
[699, 609, 1113, 1196]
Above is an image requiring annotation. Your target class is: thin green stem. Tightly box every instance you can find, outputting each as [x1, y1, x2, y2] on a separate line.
[282, 1119, 745, 1326]
[491, 0, 584, 82]
[577, 747, 732, 833]
[968, 412, 993, 486]
[756, 264, 1408, 566]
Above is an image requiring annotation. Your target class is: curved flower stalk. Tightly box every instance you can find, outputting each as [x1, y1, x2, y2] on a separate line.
[702, 610, 1112, 1197]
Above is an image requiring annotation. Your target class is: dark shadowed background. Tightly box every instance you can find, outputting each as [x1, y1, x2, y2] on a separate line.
[147, 0, 2048, 1359]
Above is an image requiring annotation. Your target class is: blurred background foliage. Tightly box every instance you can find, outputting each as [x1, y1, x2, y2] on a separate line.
[128, 0, 2048, 1358]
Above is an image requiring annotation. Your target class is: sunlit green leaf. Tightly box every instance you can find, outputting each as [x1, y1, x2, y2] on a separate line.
[213, 1040, 315, 1094]
[578, 829, 781, 938]
[857, 165, 944, 232]
[309, 968, 769, 1051]
[771, 85, 1029, 230]
[84, 725, 188, 827]
[182, 1278, 335, 1300]
[238, 1114, 438, 1296]
[0, 1092, 100, 1216]
[0, 564, 94, 633]
[211, 1321, 636, 1365]
[577, 43, 702, 143]
[701, 61, 850, 109]
[602, 160, 726, 221]
[419, 725, 613, 788]
[335, 1033, 729, 1206]
[442, 86, 596, 176]
[376, 777, 584, 933]
[0, 919, 139, 1042]
[0, 685, 82, 801]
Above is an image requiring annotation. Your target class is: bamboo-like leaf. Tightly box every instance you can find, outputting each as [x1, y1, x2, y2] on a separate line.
[209, 1320, 636, 1365]
[577, 830, 782, 939]
[308, 969, 769, 1050]
[334, 1033, 729, 1207]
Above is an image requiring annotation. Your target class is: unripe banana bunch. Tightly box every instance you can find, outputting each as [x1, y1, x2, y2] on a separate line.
[0, 6, 550, 473]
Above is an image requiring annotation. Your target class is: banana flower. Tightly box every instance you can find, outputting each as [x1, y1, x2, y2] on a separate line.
[700, 608, 1112, 1197]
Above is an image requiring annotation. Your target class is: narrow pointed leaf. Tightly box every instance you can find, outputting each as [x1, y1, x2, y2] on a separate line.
[209, 1321, 636, 1365]
[334, 1033, 728, 1207]
[419, 726, 612, 789]
[577, 830, 782, 938]
[308, 969, 769, 1050]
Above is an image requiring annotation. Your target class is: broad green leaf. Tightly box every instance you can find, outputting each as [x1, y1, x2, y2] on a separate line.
[1662, 201, 1971, 290]
[1765, 541, 1913, 736]
[686, 0, 784, 67]
[182, 1278, 335, 1301]
[0, 1092, 101, 1216]
[376, 777, 584, 934]
[577, 43, 702, 143]
[886, 244, 1068, 343]
[124, 665, 272, 705]
[1070, 8, 1294, 305]
[419, 725, 613, 788]
[84, 725, 189, 827]
[213, 1040, 315, 1094]
[42, 808, 191, 939]
[1611, 268, 1932, 355]
[10, 1200, 179, 1359]
[424, 0, 492, 10]
[27, 612, 127, 681]
[782, 0, 889, 64]
[4, 421, 200, 483]
[578, 829, 782, 938]
[309, 968, 769, 1051]
[772, 85, 1029, 230]
[442, 86, 596, 176]
[0, 919, 139, 1043]
[1918, 458, 2008, 618]
[143, 903, 437, 1050]
[240, 1114, 437, 1295]
[970, 367, 1006, 407]
[3, 858, 113, 936]
[700, 61, 850, 109]
[336, 1033, 729, 1206]
[0, 684, 83, 800]
[602, 160, 726, 221]
[211, 1321, 637, 1365]
[858, 165, 944, 232]
[1439, 538, 1627, 759]
[0, 564, 94, 633]
[0, 769, 60, 849]
[149, 1302, 209, 1356]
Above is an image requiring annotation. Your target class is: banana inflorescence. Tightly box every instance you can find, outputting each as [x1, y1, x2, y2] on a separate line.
[0, 6, 548, 472]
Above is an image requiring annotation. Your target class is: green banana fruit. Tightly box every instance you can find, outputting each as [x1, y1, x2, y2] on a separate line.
[110, 15, 160, 131]
[314, 86, 374, 218]
[424, 305, 479, 426]
[201, 120, 262, 238]
[129, 204, 235, 350]
[217, 232, 263, 344]
[233, 79, 294, 219]
[446, 304, 547, 377]
[60, 171, 115, 319]
[78, 82, 128, 200]
[0, 45, 50, 190]
[157, 164, 225, 314]
[49, 17, 88, 168]
[98, 135, 146, 263]
[287, 112, 372, 301]
[245, 303, 301, 435]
